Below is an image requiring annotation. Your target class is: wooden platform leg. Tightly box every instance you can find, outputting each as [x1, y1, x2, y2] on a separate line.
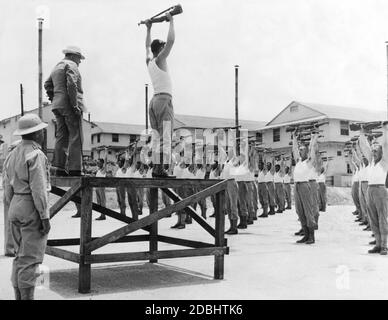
[149, 187, 158, 263]
[214, 190, 225, 280]
[79, 186, 92, 293]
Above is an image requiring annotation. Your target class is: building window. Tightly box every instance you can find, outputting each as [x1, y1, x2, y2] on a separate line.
[337, 150, 342, 156]
[347, 163, 352, 174]
[112, 134, 119, 142]
[273, 128, 280, 142]
[340, 121, 349, 136]
[130, 135, 137, 143]
[290, 105, 299, 112]
[97, 134, 101, 143]
[256, 132, 262, 143]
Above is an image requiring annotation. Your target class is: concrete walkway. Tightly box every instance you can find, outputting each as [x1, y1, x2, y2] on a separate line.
[1, 204, 388, 300]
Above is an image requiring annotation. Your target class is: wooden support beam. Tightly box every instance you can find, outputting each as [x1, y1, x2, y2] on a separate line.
[51, 176, 221, 189]
[157, 235, 214, 248]
[50, 186, 152, 232]
[49, 181, 82, 219]
[45, 246, 80, 263]
[162, 188, 217, 237]
[47, 235, 150, 247]
[86, 180, 228, 253]
[86, 177, 221, 189]
[85, 247, 228, 264]
[79, 186, 92, 294]
[149, 188, 158, 263]
[214, 189, 226, 280]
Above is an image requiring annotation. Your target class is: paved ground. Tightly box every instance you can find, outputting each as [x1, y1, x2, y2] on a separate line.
[1, 202, 388, 300]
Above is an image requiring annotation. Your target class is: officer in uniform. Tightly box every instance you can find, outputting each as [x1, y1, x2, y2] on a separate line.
[44, 46, 85, 176]
[3, 114, 51, 300]
[2, 140, 21, 257]
[257, 161, 269, 218]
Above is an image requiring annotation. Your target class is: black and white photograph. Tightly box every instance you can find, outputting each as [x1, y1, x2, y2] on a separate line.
[1, 0, 388, 304]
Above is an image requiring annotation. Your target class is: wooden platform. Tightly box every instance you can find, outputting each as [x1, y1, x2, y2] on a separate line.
[47, 176, 231, 293]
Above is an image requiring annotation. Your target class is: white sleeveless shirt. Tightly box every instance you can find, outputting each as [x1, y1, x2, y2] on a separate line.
[368, 161, 387, 185]
[293, 160, 310, 182]
[147, 59, 172, 95]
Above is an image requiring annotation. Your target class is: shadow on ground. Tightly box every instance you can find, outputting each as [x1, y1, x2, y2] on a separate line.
[48, 262, 215, 298]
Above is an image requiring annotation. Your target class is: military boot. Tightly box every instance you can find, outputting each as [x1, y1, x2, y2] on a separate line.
[296, 227, 309, 243]
[306, 228, 315, 244]
[20, 287, 35, 300]
[268, 206, 276, 215]
[225, 219, 238, 235]
[13, 287, 21, 300]
[237, 216, 248, 229]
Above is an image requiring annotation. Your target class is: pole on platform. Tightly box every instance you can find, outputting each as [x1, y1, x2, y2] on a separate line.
[20, 84, 24, 116]
[145, 84, 149, 131]
[235, 65, 240, 156]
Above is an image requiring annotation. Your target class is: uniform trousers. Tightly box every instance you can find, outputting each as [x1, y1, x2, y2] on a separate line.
[9, 195, 47, 289]
[367, 185, 388, 248]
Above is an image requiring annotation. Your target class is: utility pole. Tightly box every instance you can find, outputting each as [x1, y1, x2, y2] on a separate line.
[20, 84, 24, 116]
[38, 17, 47, 153]
[386, 42, 388, 119]
[145, 84, 149, 131]
[38, 18, 43, 119]
[235, 65, 240, 156]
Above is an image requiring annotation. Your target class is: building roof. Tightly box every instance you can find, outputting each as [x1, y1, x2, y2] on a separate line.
[93, 122, 146, 135]
[295, 101, 386, 122]
[262, 101, 386, 130]
[94, 114, 267, 134]
[174, 114, 267, 131]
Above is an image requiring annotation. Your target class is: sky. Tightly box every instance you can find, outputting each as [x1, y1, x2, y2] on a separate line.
[1, 0, 388, 125]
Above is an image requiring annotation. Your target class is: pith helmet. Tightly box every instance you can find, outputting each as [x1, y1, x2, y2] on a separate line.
[13, 114, 48, 136]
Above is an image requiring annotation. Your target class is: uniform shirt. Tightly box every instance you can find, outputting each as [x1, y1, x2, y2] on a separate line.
[147, 59, 172, 95]
[229, 165, 253, 182]
[209, 169, 219, 180]
[133, 170, 142, 178]
[368, 161, 387, 185]
[195, 169, 206, 179]
[182, 168, 195, 179]
[359, 166, 367, 182]
[264, 171, 274, 183]
[115, 167, 126, 178]
[317, 173, 326, 183]
[96, 169, 106, 178]
[293, 159, 310, 182]
[274, 172, 283, 183]
[173, 165, 184, 178]
[145, 169, 153, 178]
[44, 59, 85, 111]
[309, 167, 318, 181]
[351, 169, 359, 183]
[283, 174, 291, 184]
[3, 140, 50, 220]
[257, 170, 266, 183]
[220, 161, 232, 179]
[125, 167, 135, 178]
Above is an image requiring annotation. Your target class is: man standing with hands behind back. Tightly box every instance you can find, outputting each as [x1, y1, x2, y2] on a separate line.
[145, 12, 175, 177]
[44, 46, 85, 177]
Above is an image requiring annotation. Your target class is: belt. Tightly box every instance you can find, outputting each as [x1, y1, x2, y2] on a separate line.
[274, 182, 283, 184]
[295, 181, 308, 184]
[361, 181, 368, 183]
[309, 179, 317, 182]
[14, 192, 32, 195]
[154, 92, 172, 98]
[368, 184, 385, 187]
